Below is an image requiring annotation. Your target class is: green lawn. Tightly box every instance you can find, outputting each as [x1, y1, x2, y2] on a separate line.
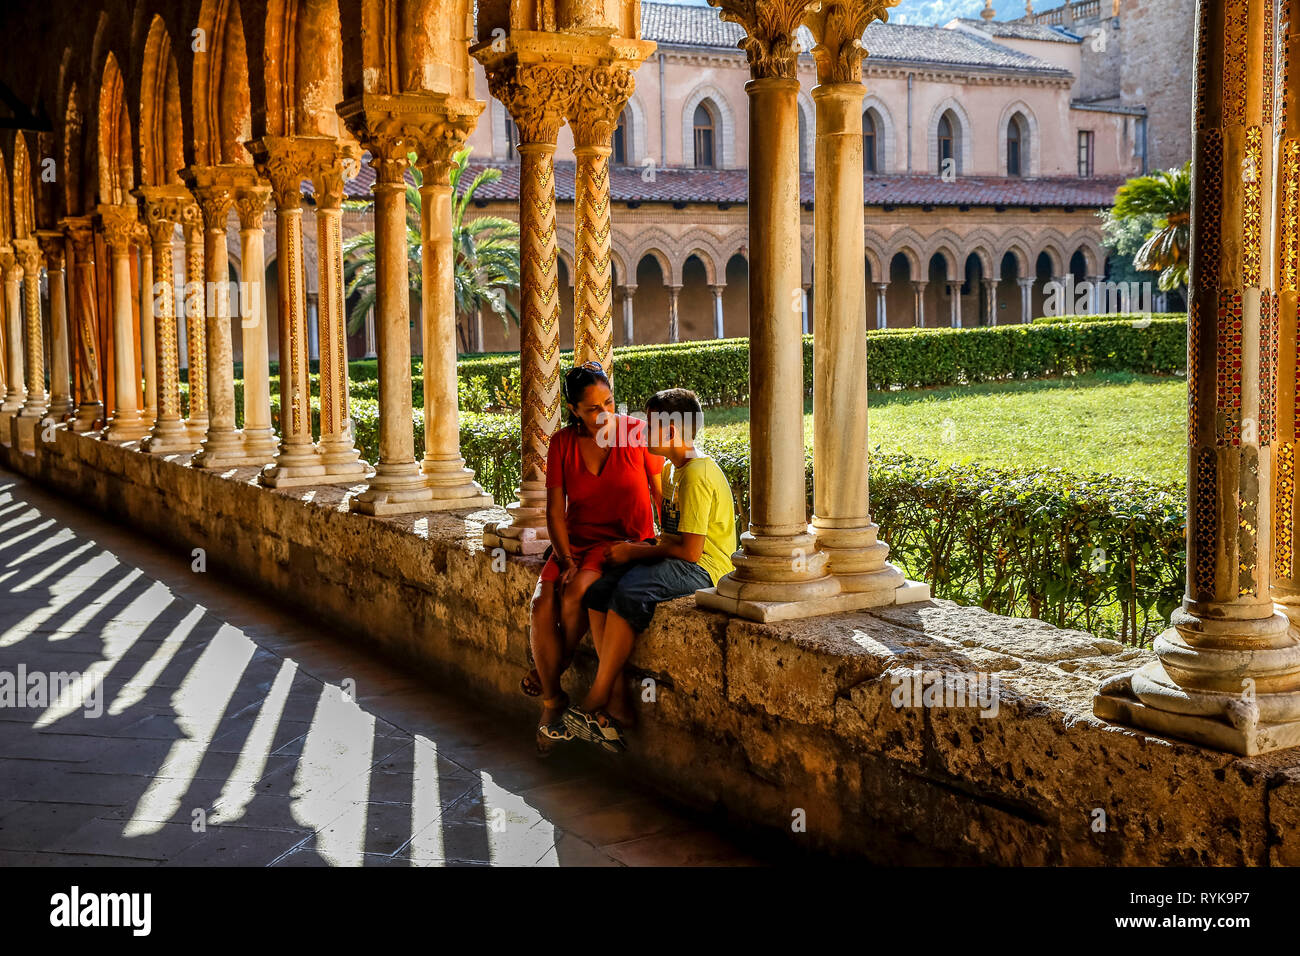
[699, 372, 1188, 486]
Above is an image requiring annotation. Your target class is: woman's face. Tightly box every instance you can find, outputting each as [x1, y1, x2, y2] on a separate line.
[570, 380, 615, 437]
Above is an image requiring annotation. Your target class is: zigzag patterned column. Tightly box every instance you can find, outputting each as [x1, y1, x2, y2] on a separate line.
[0, 247, 25, 419]
[182, 204, 208, 441]
[98, 204, 149, 443]
[37, 231, 74, 420]
[62, 218, 104, 432]
[139, 188, 197, 455]
[14, 239, 46, 421]
[1096, 0, 1300, 755]
[233, 184, 279, 463]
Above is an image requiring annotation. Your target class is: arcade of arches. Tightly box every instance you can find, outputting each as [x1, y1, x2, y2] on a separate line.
[2, 0, 1300, 861]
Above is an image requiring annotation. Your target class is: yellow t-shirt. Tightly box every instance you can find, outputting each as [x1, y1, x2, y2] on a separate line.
[660, 455, 737, 587]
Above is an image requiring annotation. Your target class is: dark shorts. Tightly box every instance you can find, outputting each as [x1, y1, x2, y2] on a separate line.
[582, 558, 713, 633]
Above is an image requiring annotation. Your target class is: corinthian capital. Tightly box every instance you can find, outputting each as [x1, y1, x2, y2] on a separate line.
[14, 237, 42, 277]
[413, 98, 482, 186]
[249, 137, 309, 210]
[137, 185, 190, 244]
[194, 186, 235, 232]
[568, 66, 637, 149]
[97, 203, 139, 254]
[61, 216, 95, 261]
[710, 0, 822, 79]
[804, 0, 895, 83]
[485, 63, 578, 145]
[234, 185, 272, 230]
[0, 245, 19, 281]
[36, 230, 66, 271]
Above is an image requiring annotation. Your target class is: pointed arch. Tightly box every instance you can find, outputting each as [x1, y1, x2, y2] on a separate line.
[927, 96, 972, 175]
[923, 228, 964, 281]
[620, 93, 649, 166]
[11, 132, 35, 241]
[98, 52, 135, 205]
[883, 227, 924, 277]
[959, 229, 1000, 277]
[861, 94, 896, 174]
[998, 101, 1039, 178]
[797, 88, 815, 174]
[682, 245, 719, 286]
[195, 0, 253, 166]
[63, 84, 88, 217]
[996, 231, 1034, 276]
[681, 83, 736, 169]
[140, 16, 185, 186]
[0, 148, 11, 244]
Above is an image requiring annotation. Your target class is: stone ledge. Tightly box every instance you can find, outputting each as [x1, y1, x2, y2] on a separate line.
[5, 425, 1300, 864]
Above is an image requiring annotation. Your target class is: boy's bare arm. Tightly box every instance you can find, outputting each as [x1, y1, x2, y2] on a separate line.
[608, 531, 705, 565]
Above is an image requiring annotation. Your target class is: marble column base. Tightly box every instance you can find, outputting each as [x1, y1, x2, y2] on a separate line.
[348, 461, 440, 515]
[192, 428, 266, 469]
[103, 412, 151, 443]
[483, 484, 549, 553]
[186, 418, 209, 444]
[697, 577, 930, 623]
[73, 403, 104, 433]
[143, 418, 200, 455]
[240, 427, 281, 463]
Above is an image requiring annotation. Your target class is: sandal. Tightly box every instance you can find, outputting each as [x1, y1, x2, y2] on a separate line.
[536, 693, 573, 757]
[562, 705, 627, 754]
[520, 668, 543, 697]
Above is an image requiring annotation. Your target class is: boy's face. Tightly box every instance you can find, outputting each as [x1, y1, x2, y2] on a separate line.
[646, 411, 683, 457]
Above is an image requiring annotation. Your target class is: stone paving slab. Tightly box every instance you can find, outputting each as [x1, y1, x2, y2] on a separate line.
[0, 470, 781, 866]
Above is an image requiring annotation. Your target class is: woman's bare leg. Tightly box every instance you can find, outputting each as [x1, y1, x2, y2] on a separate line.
[531, 581, 566, 725]
[560, 568, 602, 658]
[581, 609, 636, 715]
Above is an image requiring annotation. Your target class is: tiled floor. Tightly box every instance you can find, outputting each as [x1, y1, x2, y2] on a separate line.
[0, 469, 780, 866]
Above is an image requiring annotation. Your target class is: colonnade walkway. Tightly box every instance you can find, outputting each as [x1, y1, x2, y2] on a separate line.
[0, 468, 780, 867]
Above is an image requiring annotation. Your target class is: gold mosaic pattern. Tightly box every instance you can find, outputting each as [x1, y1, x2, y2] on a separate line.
[1196, 0, 1212, 129]
[1189, 299, 1202, 442]
[1239, 449, 1260, 596]
[1265, 1, 1276, 128]
[153, 247, 180, 420]
[1277, 441, 1295, 579]
[1194, 447, 1218, 600]
[574, 148, 614, 375]
[1243, 126, 1264, 287]
[185, 234, 207, 422]
[521, 148, 562, 485]
[1283, 140, 1300, 293]
[1262, 290, 1279, 445]
[1217, 289, 1244, 446]
[1198, 130, 1224, 287]
[1224, 0, 1249, 126]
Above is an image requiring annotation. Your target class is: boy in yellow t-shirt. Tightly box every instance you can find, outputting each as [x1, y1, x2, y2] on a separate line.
[566, 388, 737, 753]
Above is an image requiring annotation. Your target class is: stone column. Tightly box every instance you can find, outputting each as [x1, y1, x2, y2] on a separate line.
[804, 28, 910, 607]
[874, 280, 889, 329]
[1018, 275, 1035, 323]
[14, 239, 47, 421]
[569, 67, 633, 375]
[233, 185, 279, 461]
[1275, 0, 1300, 619]
[189, 180, 249, 468]
[415, 119, 493, 509]
[911, 279, 926, 327]
[98, 205, 149, 442]
[697, 0, 839, 619]
[364, 307, 377, 358]
[255, 140, 321, 485]
[138, 188, 197, 454]
[667, 284, 681, 343]
[62, 218, 104, 431]
[310, 143, 369, 482]
[0, 248, 26, 418]
[1095, 0, 1300, 755]
[469, 67, 573, 551]
[947, 280, 962, 327]
[36, 232, 74, 420]
[338, 99, 440, 514]
[136, 228, 157, 423]
[182, 205, 208, 440]
[710, 283, 726, 338]
[982, 277, 999, 325]
[621, 284, 637, 344]
[800, 284, 810, 335]
[1087, 273, 1107, 314]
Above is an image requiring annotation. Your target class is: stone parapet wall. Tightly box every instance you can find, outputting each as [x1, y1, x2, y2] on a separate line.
[5, 428, 1300, 864]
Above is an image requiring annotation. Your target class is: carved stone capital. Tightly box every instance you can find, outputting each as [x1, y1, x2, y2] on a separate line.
[60, 216, 96, 261]
[96, 203, 139, 255]
[233, 186, 272, 230]
[484, 62, 577, 145]
[248, 137, 309, 210]
[568, 66, 637, 148]
[0, 245, 20, 281]
[804, 0, 895, 84]
[136, 185, 190, 245]
[14, 237, 42, 277]
[710, 0, 822, 79]
[193, 186, 235, 233]
[412, 100, 482, 186]
[338, 95, 430, 186]
[35, 230, 66, 271]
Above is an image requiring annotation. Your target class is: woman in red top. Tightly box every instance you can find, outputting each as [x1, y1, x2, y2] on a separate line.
[530, 362, 662, 754]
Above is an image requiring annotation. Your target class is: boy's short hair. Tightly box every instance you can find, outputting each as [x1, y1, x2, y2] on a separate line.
[645, 388, 704, 443]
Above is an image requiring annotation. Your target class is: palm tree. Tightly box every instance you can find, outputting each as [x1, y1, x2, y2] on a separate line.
[1110, 162, 1191, 293]
[343, 147, 520, 353]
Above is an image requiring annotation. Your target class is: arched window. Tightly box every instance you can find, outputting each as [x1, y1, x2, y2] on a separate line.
[613, 109, 628, 165]
[937, 112, 955, 173]
[797, 105, 809, 172]
[1007, 116, 1022, 177]
[694, 103, 716, 168]
[863, 110, 878, 174]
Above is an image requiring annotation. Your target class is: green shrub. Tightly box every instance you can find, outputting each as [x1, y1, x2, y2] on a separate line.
[1033, 312, 1187, 325]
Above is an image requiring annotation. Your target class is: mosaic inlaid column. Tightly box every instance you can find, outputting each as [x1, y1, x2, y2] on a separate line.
[666, 285, 681, 343]
[912, 280, 926, 327]
[256, 141, 322, 486]
[697, 0, 840, 619]
[139, 189, 197, 454]
[416, 115, 493, 509]
[0, 246, 24, 418]
[234, 185, 279, 462]
[99, 205, 149, 442]
[309, 143, 368, 482]
[1096, 0, 1300, 755]
[947, 280, 962, 327]
[190, 178, 248, 467]
[983, 277, 999, 325]
[182, 205, 208, 441]
[568, 67, 634, 378]
[62, 218, 104, 431]
[474, 66, 574, 551]
[1276, 0, 1300, 613]
[339, 101, 438, 514]
[805, 2, 911, 608]
[136, 226, 157, 424]
[13, 239, 46, 421]
[37, 231, 74, 420]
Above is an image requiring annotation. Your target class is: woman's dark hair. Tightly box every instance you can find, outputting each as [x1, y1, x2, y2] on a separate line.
[563, 361, 611, 429]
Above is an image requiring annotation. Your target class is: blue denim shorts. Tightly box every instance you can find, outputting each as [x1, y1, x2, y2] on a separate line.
[582, 558, 713, 632]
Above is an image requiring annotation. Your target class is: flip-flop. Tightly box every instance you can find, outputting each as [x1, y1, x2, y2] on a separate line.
[536, 694, 573, 757]
[520, 668, 543, 697]
[562, 705, 627, 754]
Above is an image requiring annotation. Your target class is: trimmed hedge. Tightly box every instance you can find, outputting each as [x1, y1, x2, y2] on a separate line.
[333, 398, 1181, 645]
[1033, 312, 1187, 326]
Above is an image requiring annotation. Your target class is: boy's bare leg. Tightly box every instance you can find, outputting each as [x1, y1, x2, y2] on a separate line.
[531, 582, 566, 724]
[560, 568, 602, 660]
[581, 609, 637, 717]
[588, 608, 607, 655]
